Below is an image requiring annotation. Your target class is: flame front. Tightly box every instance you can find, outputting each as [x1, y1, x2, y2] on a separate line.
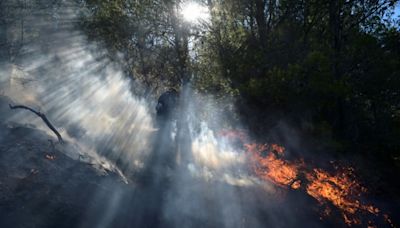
[246, 143, 300, 188]
[218, 130, 394, 227]
[245, 143, 385, 226]
[305, 168, 379, 225]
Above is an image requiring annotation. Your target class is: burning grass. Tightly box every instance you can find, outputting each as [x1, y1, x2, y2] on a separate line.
[218, 130, 395, 227]
[305, 167, 379, 225]
[245, 143, 300, 188]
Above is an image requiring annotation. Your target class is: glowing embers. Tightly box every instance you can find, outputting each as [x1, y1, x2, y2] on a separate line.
[245, 142, 385, 226]
[305, 167, 379, 225]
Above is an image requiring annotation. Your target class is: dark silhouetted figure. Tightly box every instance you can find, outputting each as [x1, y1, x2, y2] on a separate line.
[156, 89, 179, 125]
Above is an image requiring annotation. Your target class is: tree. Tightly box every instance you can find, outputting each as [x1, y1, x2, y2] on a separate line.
[79, 0, 400, 157]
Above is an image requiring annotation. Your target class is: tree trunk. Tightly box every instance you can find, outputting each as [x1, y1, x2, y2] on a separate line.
[267, 0, 275, 30]
[208, 0, 229, 78]
[0, 0, 9, 62]
[329, 0, 346, 138]
[302, 0, 309, 45]
[170, 4, 189, 85]
[249, 1, 256, 38]
[329, 0, 342, 80]
[254, 0, 267, 48]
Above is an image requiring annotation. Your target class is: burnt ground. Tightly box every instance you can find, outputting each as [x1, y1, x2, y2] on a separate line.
[0, 123, 322, 228]
[0, 94, 398, 228]
[0, 124, 325, 228]
[0, 122, 129, 227]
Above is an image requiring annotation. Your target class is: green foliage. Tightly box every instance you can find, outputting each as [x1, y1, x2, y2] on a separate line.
[79, 0, 400, 157]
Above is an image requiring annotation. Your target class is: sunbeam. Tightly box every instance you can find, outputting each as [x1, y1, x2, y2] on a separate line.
[0, 0, 399, 228]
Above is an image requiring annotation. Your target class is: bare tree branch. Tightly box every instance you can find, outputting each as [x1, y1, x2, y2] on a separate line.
[9, 104, 64, 143]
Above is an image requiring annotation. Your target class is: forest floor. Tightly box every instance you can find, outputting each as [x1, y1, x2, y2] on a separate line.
[0, 94, 399, 228]
[0, 96, 130, 228]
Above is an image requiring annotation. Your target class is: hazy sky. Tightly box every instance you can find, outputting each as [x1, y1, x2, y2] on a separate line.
[395, 3, 400, 18]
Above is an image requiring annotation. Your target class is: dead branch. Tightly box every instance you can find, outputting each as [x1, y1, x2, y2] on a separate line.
[9, 104, 64, 143]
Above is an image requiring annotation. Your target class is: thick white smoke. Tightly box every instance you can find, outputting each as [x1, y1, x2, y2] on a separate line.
[0, 2, 284, 228]
[0, 3, 155, 176]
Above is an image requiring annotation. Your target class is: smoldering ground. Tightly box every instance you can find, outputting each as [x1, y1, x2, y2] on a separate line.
[0, 1, 398, 228]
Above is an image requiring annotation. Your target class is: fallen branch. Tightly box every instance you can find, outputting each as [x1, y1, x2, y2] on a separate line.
[9, 104, 64, 143]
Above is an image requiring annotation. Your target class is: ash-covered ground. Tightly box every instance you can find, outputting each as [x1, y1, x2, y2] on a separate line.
[0, 94, 398, 228]
[0, 1, 399, 226]
[0, 95, 319, 228]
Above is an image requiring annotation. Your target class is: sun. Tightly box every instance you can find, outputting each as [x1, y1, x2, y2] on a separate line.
[181, 2, 210, 23]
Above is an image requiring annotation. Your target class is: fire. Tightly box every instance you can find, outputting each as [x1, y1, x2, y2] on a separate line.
[384, 214, 396, 228]
[291, 179, 302, 190]
[246, 143, 386, 226]
[220, 131, 395, 227]
[218, 130, 394, 227]
[305, 168, 379, 225]
[245, 143, 300, 188]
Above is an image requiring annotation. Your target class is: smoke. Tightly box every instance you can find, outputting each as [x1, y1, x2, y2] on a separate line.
[0, 2, 305, 226]
[2, 1, 394, 228]
[1, 2, 155, 176]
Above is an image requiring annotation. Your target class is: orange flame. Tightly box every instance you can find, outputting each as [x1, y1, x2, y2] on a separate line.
[246, 143, 300, 188]
[305, 168, 379, 225]
[245, 143, 387, 226]
[218, 130, 395, 227]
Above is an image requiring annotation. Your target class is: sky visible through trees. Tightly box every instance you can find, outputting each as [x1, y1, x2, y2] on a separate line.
[0, 0, 400, 227]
